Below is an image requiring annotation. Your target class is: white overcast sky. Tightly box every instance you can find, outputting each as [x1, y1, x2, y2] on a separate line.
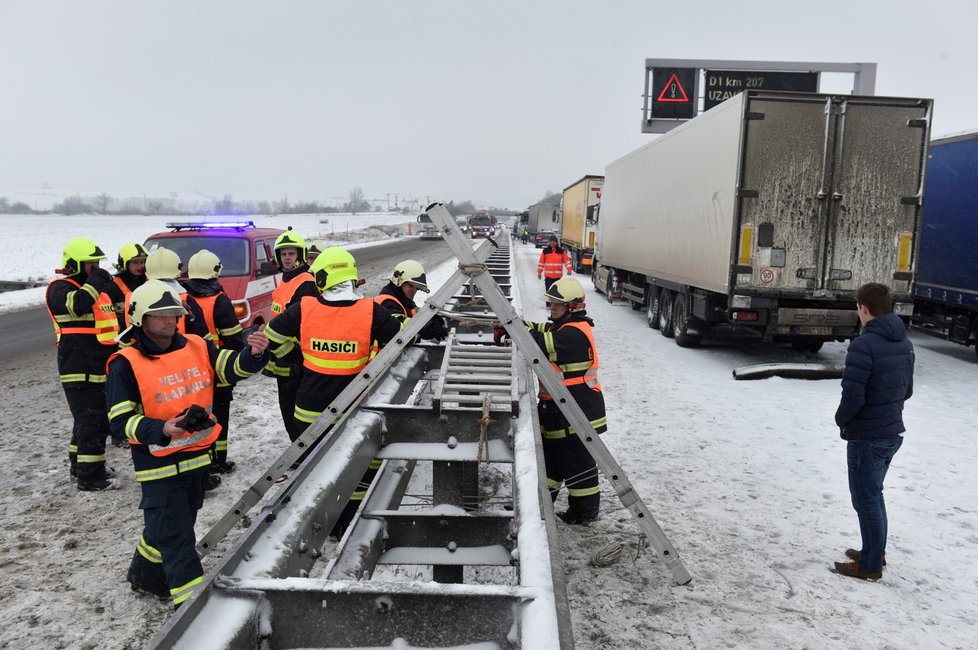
[1, 0, 975, 208]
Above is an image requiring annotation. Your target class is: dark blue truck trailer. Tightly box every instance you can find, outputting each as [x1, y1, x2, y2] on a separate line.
[912, 130, 978, 360]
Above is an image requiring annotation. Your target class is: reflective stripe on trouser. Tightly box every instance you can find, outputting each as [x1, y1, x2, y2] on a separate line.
[134, 452, 212, 482]
[277, 375, 303, 441]
[63, 383, 109, 482]
[542, 415, 608, 439]
[211, 396, 231, 465]
[128, 470, 206, 604]
[542, 434, 599, 518]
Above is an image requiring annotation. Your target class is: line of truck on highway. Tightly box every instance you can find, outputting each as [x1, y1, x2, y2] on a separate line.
[520, 90, 978, 360]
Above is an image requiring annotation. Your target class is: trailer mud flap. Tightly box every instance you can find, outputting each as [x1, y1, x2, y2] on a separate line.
[732, 363, 843, 380]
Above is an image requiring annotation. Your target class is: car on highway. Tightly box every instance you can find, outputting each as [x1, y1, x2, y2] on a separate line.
[533, 230, 559, 248]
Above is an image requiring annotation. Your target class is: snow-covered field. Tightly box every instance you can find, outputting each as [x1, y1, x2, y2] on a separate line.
[0, 212, 415, 313]
[0, 227, 976, 649]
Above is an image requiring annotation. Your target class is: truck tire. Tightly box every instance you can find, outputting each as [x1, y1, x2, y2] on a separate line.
[672, 293, 701, 348]
[592, 264, 602, 294]
[605, 270, 615, 304]
[646, 288, 662, 329]
[658, 289, 674, 337]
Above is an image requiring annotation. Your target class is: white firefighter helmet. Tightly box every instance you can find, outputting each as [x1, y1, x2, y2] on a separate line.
[145, 247, 183, 280]
[127, 279, 187, 327]
[389, 259, 428, 292]
[187, 249, 223, 280]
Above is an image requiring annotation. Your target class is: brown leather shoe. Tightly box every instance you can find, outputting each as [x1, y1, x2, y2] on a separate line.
[845, 548, 886, 566]
[833, 560, 882, 581]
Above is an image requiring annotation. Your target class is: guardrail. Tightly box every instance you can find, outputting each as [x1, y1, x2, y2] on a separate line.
[0, 280, 45, 293]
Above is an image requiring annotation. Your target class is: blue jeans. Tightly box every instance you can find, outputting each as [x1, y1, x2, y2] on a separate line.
[847, 437, 903, 572]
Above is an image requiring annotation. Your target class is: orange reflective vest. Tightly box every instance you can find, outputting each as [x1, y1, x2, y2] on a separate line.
[538, 247, 573, 279]
[375, 293, 415, 317]
[538, 320, 601, 401]
[272, 271, 314, 316]
[299, 297, 374, 375]
[113, 335, 221, 457]
[112, 275, 133, 300]
[46, 277, 119, 346]
[190, 294, 222, 346]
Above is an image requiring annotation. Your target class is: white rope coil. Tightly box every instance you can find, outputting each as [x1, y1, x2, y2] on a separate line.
[590, 541, 625, 567]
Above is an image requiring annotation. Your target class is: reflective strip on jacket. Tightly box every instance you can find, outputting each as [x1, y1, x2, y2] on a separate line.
[45, 277, 119, 346]
[299, 297, 374, 375]
[538, 320, 601, 401]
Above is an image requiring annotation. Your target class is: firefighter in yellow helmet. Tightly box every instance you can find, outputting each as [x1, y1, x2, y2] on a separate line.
[183, 250, 244, 476]
[266, 246, 401, 537]
[45, 237, 121, 490]
[494, 276, 605, 524]
[106, 279, 268, 605]
[375, 259, 449, 341]
[105, 242, 148, 329]
[264, 228, 319, 441]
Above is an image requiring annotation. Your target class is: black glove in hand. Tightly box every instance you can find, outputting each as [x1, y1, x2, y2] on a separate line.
[85, 267, 113, 293]
[420, 315, 449, 341]
[174, 404, 217, 432]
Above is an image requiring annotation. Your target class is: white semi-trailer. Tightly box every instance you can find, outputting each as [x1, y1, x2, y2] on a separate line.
[592, 91, 931, 350]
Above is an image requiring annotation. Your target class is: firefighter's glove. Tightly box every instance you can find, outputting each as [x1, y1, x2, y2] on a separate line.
[174, 404, 217, 432]
[420, 315, 449, 341]
[85, 268, 113, 293]
[493, 325, 510, 345]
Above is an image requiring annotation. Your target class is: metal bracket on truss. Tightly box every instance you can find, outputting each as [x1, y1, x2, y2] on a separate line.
[197, 238, 498, 556]
[426, 203, 692, 585]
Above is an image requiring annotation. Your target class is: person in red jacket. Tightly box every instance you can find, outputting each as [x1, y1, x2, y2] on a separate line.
[537, 235, 573, 291]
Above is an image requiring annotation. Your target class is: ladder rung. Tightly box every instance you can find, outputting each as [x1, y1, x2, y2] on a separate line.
[377, 441, 514, 462]
[378, 544, 512, 566]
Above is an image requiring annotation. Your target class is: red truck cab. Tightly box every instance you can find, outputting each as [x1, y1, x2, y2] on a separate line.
[144, 221, 284, 331]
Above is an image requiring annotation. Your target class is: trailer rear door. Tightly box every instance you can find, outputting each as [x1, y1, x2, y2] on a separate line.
[736, 95, 829, 293]
[735, 94, 929, 297]
[824, 97, 930, 295]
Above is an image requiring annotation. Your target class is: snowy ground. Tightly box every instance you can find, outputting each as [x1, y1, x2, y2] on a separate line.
[0, 227, 976, 649]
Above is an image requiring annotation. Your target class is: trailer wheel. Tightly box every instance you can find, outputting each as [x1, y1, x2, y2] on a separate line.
[672, 293, 701, 348]
[646, 288, 661, 329]
[592, 264, 602, 293]
[605, 270, 616, 304]
[659, 290, 674, 337]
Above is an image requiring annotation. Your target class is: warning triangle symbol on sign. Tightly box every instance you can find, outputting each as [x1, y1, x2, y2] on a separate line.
[657, 73, 690, 103]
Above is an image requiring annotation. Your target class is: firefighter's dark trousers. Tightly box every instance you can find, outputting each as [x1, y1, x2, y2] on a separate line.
[212, 389, 232, 465]
[542, 433, 600, 519]
[127, 470, 206, 605]
[62, 383, 110, 481]
[277, 375, 303, 441]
